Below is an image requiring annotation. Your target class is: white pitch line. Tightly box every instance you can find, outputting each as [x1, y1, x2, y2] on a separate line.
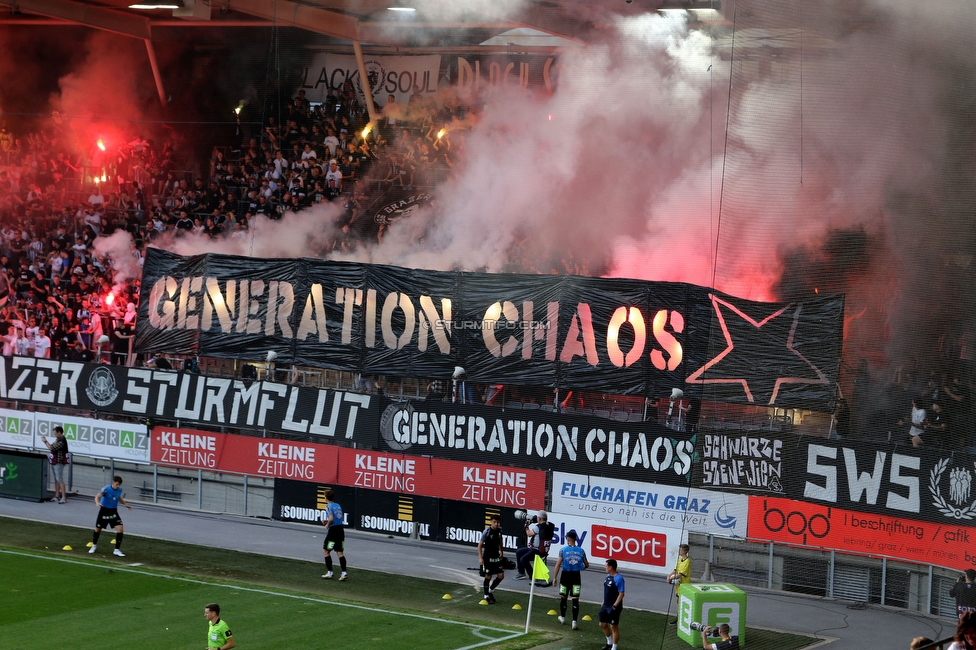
[1, 548, 525, 649]
[430, 564, 483, 587]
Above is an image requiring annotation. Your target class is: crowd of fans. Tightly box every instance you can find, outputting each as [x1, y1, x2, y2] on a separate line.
[835, 355, 976, 452]
[0, 85, 474, 365]
[1, 87, 975, 451]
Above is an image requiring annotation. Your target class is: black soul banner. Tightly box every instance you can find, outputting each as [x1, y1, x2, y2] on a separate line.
[137, 248, 844, 409]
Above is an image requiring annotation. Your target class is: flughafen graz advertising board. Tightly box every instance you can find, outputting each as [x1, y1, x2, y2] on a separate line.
[136, 249, 844, 410]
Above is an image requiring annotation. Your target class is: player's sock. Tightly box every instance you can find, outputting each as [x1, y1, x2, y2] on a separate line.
[490, 577, 502, 591]
[339, 557, 347, 572]
[572, 600, 579, 621]
[483, 577, 491, 596]
[611, 645, 617, 650]
[606, 636, 612, 645]
[325, 557, 333, 572]
[92, 530, 101, 544]
[115, 532, 123, 549]
[559, 598, 567, 617]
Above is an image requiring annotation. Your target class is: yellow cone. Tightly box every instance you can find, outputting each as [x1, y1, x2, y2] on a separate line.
[62, 545, 73, 551]
[547, 609, 558, 616]
[479, 599, 489, 605]
[582, 615, 593, 621]
[110, 539, 116, 545]
[86, 542, 94, 548]
[512, 604, 523, 610]
[442, 594, 452, 600]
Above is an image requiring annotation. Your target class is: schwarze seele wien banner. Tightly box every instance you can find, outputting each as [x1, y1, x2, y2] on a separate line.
[137, 249, 844, 409]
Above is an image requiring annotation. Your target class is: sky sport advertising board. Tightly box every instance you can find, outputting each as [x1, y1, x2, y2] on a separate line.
[551, 471, 749, 539]
[747, 495, 975, 572]
[546, 511, 684, 576]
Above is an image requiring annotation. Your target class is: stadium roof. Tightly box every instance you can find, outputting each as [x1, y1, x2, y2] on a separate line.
[0, 0, 727, 51]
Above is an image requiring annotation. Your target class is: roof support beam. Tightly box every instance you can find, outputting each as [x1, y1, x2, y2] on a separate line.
[0, 0, 152, 39]
[229, 0, 360, 42]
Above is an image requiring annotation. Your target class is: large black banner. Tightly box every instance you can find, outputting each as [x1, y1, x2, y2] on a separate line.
[137, 249, 844, 409]
[693, 428, 976, 526]
[0, 356, 378, 444]
[370, 397, 696, 486]
[790, 437, 976, 526]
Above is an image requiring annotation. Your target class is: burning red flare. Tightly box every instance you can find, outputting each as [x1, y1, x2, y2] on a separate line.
[96, 138, 106, 151]
[105, 292, 115, 306]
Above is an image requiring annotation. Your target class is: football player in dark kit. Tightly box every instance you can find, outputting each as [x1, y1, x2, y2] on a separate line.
[599, 559, 625, 650]
[477, 513, 506, 604]
[90, 475, 132, 556]
[321, 488, 348, 580]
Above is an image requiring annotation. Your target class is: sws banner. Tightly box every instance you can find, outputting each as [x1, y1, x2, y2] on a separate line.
[747, 495, 974, 573]
[695, 432, 976, 528]
[374, 397, 696, 485]
[136, 249, 844, 408]
[791, 438, 976, 526]
[551, 471, 749, 539]
[0, 355, 377, 443]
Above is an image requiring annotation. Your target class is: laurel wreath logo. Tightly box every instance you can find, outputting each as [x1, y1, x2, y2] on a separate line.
[929, 458, 976, 520]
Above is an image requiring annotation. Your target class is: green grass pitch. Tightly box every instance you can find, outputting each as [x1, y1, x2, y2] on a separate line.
[0, 518, 817, 650]
[0, 549, 522, 650]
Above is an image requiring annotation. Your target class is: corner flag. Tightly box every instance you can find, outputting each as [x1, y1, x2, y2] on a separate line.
[532, 555, 550, 582]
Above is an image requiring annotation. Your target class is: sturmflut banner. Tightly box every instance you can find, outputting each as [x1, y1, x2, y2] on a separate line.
[0, 355, 378, 444]
[137, 249, 845, 408]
